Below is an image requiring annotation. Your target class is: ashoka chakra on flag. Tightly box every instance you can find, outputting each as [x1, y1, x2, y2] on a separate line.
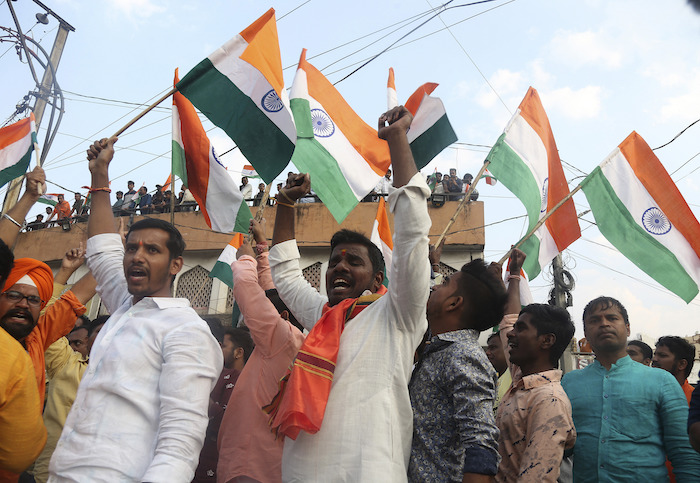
[261, 89, 285, 113]
[642, 207, 672, 235]
[310, 109, 334, 137]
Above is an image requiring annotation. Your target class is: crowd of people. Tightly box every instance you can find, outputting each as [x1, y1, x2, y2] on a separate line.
[2, 107, 700, 483]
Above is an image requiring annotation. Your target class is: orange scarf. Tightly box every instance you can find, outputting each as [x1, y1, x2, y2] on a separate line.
[264, 288, 385, 439]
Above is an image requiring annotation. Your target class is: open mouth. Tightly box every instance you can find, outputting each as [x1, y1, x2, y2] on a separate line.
[332, 277, 351, 290]
[127, 266, 148, 282]
[4, 309, 32, 324]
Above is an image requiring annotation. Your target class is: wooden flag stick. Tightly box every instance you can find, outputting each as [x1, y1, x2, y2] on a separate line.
[33, 142, 45, 195]
[497, 183, 584, 265]
[434, 160, 490, 248]
[113, 87, 177, 138]
[247, 183, 272, 244]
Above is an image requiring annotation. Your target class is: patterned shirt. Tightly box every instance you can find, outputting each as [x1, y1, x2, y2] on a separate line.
[495, 315, 576, 482]
[495, 369, 576, 482]
[408, 329, 500, 482]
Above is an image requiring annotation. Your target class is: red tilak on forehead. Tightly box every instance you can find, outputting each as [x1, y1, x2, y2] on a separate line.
[341, 249, 347, 257]
[138, 240, 144, 246]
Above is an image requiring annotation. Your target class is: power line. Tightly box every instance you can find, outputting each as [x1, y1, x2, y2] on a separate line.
[653, 117, 700, 150]
[670, 151, 700, 177]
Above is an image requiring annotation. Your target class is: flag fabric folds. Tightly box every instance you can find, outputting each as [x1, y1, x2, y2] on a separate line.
[175, 8, 295, 184]
[288, 49, 390, 223]
[370, 197, 393, 287]
[173, 69, 252, 234]
[581, 132, 700, 303]
[404, 82, 457, 170]
[486, 87, 581, 279]
[38, 193, 60, 207]
[387, 71, 457, 170]
[481, 169, 497, 186]
[387, 68, 398, 109]
[0, 113, 36, 188]
[241, 164, 259, 178]
[209, 233, 245, 288]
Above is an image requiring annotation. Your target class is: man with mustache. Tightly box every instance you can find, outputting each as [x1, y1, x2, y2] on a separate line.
[49, 137, 222, 482]
[267, 106, 431, 481]
[562, 296, 700, 482]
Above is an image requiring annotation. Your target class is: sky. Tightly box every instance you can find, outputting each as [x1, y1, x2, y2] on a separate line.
[2, 0, 700, 343]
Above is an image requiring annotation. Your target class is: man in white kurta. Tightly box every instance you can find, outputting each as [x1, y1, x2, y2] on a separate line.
[49, 137, 222, 483]
[269, 107, 431, 482]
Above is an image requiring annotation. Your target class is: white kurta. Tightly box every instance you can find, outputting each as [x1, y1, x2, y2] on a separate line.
[269, 173, 431, 482]
[49, 234, 222, 483]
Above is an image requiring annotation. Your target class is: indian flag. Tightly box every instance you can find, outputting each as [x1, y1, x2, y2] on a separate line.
[486, 87, 580, 279]
[288, 49, 390, 223]
[0, 113, 36, 188]
[370, 197, 393, 287]
[38, 193, 60, 207]
[241, 164, 260, 178]
[404, 82, 457, 170]
[387, 68, 398, 109]
[173, 69, 252, 234]
[176, 8, 295, 184]
[582, 132, 700, 303]
[481, 169, 497, 186]
[209, 233, 245, 288]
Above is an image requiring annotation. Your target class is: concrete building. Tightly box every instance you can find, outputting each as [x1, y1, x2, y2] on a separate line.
[14, 199, 485, 321]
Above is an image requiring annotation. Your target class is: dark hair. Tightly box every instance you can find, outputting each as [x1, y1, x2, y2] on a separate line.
[456, 259, 507, 331]
[75, 314, 90, 327]
[520, 303, 575, 365]
[265, 288, 303, 332]
[0, 239, 14, 288]
[628, 340, 653, 361]
[487, 331, 500, 343]
[224, 327, 255, 363]
[582, 296, 629, 326]
[116, 191, 123, 196]
[656, 336, 696, 379]
[201, 315, 225, 344]
[87, 315, 110, 337]
[126, 218, 185, 259]
[69, 325, 88, 335]
[128, 180, 134, 186]
[329, 229, 384, 276]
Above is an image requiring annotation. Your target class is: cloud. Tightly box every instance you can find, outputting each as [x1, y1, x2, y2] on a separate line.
[549, 29, 623, 69]
[107, 0, 165, 19]
[540, 86, 603, 120]
[658, 69, 700, 123]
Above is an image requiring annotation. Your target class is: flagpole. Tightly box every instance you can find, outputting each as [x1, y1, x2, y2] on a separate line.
[247, 183, 272, 244]
[497, 183, 584, 265]
[113, 87, 177, 138]
[33, 142, 45, 195]
[170, 176, 176, 227]
[435, 160, 490, 247]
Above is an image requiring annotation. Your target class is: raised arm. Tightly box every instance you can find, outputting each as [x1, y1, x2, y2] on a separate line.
[497, 248, 526, 372]
[54, 243, 86, 285]
[271, 173, 310, 246]
[250, 219, 274, 290]
[377, 106, 417, 187]
[0, 166, 45, 247]
[86, 137, 118, 237]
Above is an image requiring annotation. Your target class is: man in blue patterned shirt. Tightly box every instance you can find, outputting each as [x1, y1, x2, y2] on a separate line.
[408, 259, 507, 482]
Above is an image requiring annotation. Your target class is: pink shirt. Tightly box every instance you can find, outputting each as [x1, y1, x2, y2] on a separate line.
[216, 252, 305, 483]
[495, 315, 576, 482]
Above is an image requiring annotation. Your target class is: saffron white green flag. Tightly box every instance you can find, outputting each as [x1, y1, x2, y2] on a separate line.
[38, 193, 60, 207]
[173, 69, 252, 234]
[370, 197, 393, 287]
[386, 70, 457, 170]
[486, 87, 581, 279]
[241, 164, 260, 178]
[288, 49, 391, 223]
[176, 8, 295, 184]
[582, 132, 700, 303]
[0, 113, 36, 188]
[209, 233, 245, 288]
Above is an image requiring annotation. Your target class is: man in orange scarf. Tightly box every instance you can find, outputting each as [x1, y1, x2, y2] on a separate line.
[268, 106, 431, 481]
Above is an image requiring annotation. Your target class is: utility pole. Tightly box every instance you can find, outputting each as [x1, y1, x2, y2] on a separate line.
[550, 253, 576, 373]
[2, 2, 74, 214]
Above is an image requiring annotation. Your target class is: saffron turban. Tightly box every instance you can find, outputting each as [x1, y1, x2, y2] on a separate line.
[2, 258, 54, 308]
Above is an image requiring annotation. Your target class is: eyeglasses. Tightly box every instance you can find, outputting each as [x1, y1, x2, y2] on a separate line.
[1, 290, 43, 308]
